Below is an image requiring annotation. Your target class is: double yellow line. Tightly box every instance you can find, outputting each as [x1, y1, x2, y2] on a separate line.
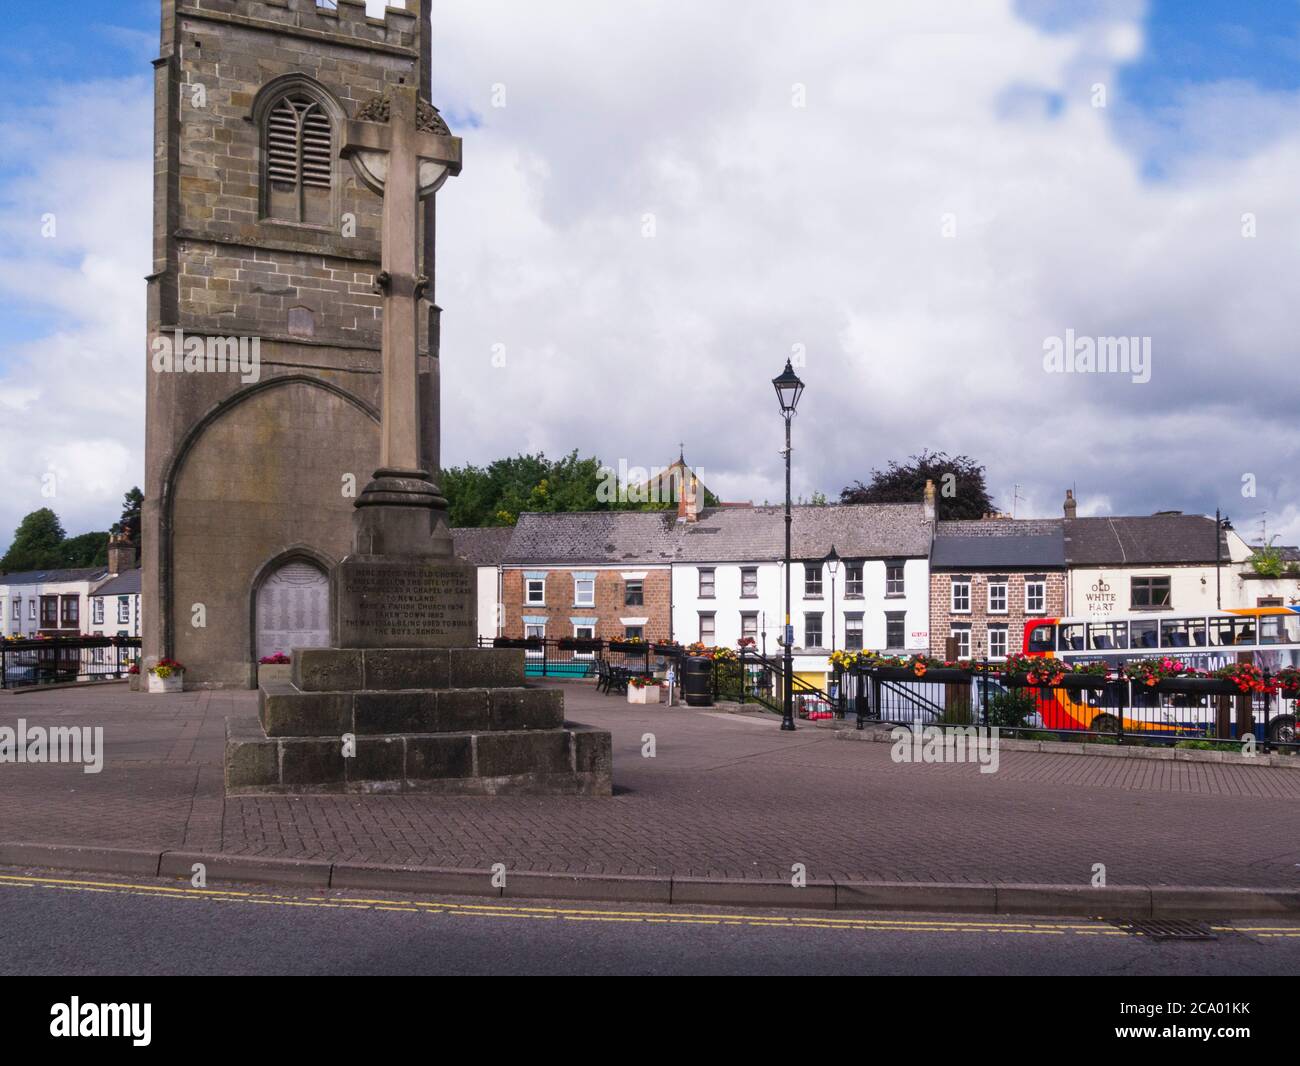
[0, 872, 1293, 938]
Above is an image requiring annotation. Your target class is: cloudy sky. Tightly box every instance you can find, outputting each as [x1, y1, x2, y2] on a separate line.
[2, 0, 1300, 555]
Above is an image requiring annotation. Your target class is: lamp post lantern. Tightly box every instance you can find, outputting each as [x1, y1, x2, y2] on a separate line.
[773, 359, 805, 731]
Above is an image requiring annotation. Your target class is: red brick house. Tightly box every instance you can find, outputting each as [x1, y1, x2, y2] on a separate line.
[928, 518, 1066, 660]
[500, 511, 678, 645]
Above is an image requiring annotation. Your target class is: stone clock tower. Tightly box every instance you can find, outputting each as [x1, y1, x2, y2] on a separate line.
[142, 0, 444, 686]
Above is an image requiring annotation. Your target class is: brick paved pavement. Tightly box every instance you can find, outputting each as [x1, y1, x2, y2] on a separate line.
[0, 682, 1297, 887]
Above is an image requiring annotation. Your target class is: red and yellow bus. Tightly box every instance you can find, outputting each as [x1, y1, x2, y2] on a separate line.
[1019, 608, 1299, 742]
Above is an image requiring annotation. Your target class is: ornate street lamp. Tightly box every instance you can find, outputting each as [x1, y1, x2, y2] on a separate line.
[824, 544, 840, 653]
[773, 359, 805, 731]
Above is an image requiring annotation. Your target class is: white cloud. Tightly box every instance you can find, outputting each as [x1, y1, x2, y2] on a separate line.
[2, 1, 1299, 555]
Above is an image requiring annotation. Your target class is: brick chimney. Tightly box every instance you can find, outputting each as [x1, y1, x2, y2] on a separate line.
[923, 479, 936, 524]
[107, 532, 137, 575]
[678, 472, 702, 523]
[1063, 489, 1077, 519]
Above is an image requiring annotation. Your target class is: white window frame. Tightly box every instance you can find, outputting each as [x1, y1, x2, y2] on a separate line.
[117, 597, 130, 624]
[950, 624, 971, 659]
[885, 561, 905, 597]
[698, 568, 715, 598]
[951, 580, 971, 614]
[987, 581, 1008, 615]
[988, 625, 1009, 660]
[525, 578, 545, 605]
[1025, 580, 1046, 615]
[740, 567, 758, 598]
[699, 612, 716, 645]
[11, 598, 20, 621]
[572, 623, 596, 659]
[844, 615, 864, 650]
[573, 577, 595, 608]
[93, 598, 105, 625]
[28, 600, 36, 621]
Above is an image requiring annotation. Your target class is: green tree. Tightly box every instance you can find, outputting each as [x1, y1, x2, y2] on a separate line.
[840, 450, 993, 520]
[111, 487, 144, 546]
[0, 508, 67, 572]
[60, 531, 110, 567]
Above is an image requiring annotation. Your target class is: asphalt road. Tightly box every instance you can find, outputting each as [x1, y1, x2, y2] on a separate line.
[1, 867, 1297, 976]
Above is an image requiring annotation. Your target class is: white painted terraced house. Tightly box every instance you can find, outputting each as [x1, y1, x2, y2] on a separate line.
[671, 500, 933, 688]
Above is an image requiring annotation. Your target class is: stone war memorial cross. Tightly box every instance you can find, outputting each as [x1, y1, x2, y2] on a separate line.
[224, 84, 613, 796]
[336, 83, 474, 647]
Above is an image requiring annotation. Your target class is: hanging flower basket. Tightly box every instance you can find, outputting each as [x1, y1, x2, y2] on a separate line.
[494, 637, 542, 650]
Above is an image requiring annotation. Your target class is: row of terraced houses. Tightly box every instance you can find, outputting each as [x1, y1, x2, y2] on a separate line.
[451, 464, 1292, 692]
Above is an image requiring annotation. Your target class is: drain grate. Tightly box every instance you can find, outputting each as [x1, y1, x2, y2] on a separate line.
[1112, 918, 1217, 941]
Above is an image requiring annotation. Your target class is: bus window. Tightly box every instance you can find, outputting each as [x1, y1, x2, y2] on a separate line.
[1160, 618, 1205, 648]
[1058, 624, 1085, 651]
[1087, 621, 1127, 650]
[1027, 624, 1055, 653]
[1210, 617, 1248, 646]
[1258, 615, 1287, 645]
[1131, 620, 1158, 649]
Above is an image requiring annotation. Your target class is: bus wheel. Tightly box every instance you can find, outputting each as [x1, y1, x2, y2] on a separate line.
[1267, 716, 1297, 746]
[1090, 713, 1120, 735]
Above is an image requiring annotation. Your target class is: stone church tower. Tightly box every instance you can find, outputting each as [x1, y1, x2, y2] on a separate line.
[143, 0, 445, 686]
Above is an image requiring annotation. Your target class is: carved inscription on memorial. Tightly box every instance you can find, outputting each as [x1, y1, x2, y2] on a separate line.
[338, 562, 475, 643]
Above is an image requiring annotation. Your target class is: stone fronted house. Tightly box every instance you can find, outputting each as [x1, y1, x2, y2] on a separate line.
[928, 519, 1066, 660]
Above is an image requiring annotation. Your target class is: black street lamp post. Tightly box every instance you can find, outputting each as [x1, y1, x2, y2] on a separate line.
[824, 545, 840, 653]
[772, 359, 805, 731]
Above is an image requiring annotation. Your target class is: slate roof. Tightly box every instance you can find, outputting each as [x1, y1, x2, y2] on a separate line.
[94, 569, 142, 596]
[501, 503, 932, 566]
[1063, 515, 1226, 566]
[0, 566, 108, 586]
[931, 519, 1065, 569]
[503, 511, 680, 565]
[671, 503, 930, 563]
[451, 527, 514, 566]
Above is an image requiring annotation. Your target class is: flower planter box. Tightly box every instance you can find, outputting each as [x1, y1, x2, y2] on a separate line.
[128, 673, 141, 692]
[258, 663, 292, 685]
[147, 671, 184, 694]
[558, 638, 603, 653]
[608, 642, 646, 654]
[1004, 674, 1111, 691]
[873, 666, 969, 683]
[627, 684, 664, 705]
[493, 637, 540, 650]
[1154, 677, 1240, 697]
[652, 644, 684, 657]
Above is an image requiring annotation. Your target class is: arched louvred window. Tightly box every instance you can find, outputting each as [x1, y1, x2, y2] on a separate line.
[264, 93, 333, 225]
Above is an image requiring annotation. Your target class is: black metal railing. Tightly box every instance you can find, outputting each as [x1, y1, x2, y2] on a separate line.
[480, 636, 678, 681]
[832, 660, 1299, 753]
[1, 636, 142, 689]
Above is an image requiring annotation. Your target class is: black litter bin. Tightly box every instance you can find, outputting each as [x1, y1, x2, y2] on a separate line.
[682, 656, 714, 707]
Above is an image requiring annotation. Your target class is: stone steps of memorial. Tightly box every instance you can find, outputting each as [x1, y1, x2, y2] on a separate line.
[258, 681, 564, 737]
[226, 717, 612, 795]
